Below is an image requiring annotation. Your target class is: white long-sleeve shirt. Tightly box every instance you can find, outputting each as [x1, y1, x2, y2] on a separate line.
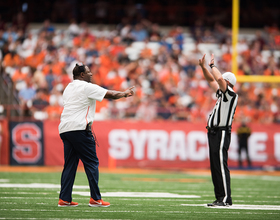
[59, 80, 107, 134]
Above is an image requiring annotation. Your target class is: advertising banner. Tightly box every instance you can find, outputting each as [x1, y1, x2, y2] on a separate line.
[43, 120, 280, 169]
[44, 120, 64, 166]
[9, 121, 44, 165]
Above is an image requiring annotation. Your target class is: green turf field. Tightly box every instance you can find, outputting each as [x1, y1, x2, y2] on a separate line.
[0, 169, 279, 220]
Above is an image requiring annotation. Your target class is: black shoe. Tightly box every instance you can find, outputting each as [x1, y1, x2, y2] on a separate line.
[207, 200, 218, 206]
[207, 201, 232, 207]
[215, 201, 230, 206]
[226, 200, 232, 206]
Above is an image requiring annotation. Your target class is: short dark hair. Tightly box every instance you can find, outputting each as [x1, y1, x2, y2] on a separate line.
[73, 63, 86, 77]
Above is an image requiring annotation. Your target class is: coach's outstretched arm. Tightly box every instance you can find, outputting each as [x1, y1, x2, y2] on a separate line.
[104, 86, 135, 99]
[199, 54, 219, 93]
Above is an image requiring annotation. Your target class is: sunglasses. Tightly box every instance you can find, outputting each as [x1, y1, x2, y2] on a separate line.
[75, 63, 85, 73]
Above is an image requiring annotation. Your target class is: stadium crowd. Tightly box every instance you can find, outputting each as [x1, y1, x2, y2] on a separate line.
[1, 14, 280, 123]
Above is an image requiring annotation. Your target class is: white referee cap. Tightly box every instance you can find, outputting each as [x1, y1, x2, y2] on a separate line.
[222, 72, 236, 86]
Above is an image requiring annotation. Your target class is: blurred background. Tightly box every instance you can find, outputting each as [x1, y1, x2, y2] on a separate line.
[0, 0, 279, 170]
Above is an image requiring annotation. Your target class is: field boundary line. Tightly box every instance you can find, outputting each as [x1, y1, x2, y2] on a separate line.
[0, 166, 279, 176]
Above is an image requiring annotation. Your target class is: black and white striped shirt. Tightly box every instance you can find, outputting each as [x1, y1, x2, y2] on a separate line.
[207, 86, 238, 128]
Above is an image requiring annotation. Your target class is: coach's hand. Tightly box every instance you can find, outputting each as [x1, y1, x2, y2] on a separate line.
[124, 86, 135, 97]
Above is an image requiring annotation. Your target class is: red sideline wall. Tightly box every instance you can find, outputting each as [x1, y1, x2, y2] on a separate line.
[0, 119, 9, 165]
[43, 120, 280, 169]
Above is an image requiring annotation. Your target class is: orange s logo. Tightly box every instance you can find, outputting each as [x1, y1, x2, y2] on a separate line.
[12, 123, 42, 163]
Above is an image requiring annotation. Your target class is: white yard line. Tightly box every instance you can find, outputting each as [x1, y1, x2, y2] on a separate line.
[181, 204, 280, 210]
[72, 191, 200, 198]
[0, 209, 279, 214]
[0, 183, 89, 189]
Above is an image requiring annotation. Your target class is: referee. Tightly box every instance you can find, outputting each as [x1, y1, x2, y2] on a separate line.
[199, 54, 238, 207]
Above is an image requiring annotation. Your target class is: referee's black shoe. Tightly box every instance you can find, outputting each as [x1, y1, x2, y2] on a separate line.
[207, 200, 218, 206]
[215, 201, 231, 206]
[207, 200, 232, 206]
[227, 198, 232, 206]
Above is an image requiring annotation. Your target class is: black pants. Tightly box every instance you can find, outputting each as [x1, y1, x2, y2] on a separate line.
[207, 128, 232, 204]
[59, 130, 101, 202]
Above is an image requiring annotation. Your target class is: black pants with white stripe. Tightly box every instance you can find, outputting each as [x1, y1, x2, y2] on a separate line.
[207, 129, 232, 204]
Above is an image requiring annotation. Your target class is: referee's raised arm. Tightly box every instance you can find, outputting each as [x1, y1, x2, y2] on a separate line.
[207, 54, 227, 92]
[199, 54, 219, 92]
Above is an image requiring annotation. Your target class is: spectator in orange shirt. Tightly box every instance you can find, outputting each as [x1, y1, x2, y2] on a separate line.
[59, 69, 71, 88]
[46, 88, 63, 120]
[3, 51, 22, 68]
[264, 65, 280, 76]
[95, 36, 111, 51]
[222, 48, 232, 64]
[99, 49, 112, 68]
[106, 68, 125, 91]
[25, 47, 46, 68]
[160, 66, 179, 86]
[109, 36, 125, 57]
[11, 66, 30, 91]
[140, 46, 153, 59]
[42, 60, 65, 76]
[45, 103, 63, 120]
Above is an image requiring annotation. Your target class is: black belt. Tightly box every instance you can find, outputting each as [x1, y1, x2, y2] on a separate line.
[85, 123, 92, 132]
[85, 122, 100, 147]
[206, 126, 231, 133]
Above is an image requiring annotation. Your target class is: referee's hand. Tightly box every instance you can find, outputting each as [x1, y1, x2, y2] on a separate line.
[208, 54, 215, 67]
[199, 54, 206, 68]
